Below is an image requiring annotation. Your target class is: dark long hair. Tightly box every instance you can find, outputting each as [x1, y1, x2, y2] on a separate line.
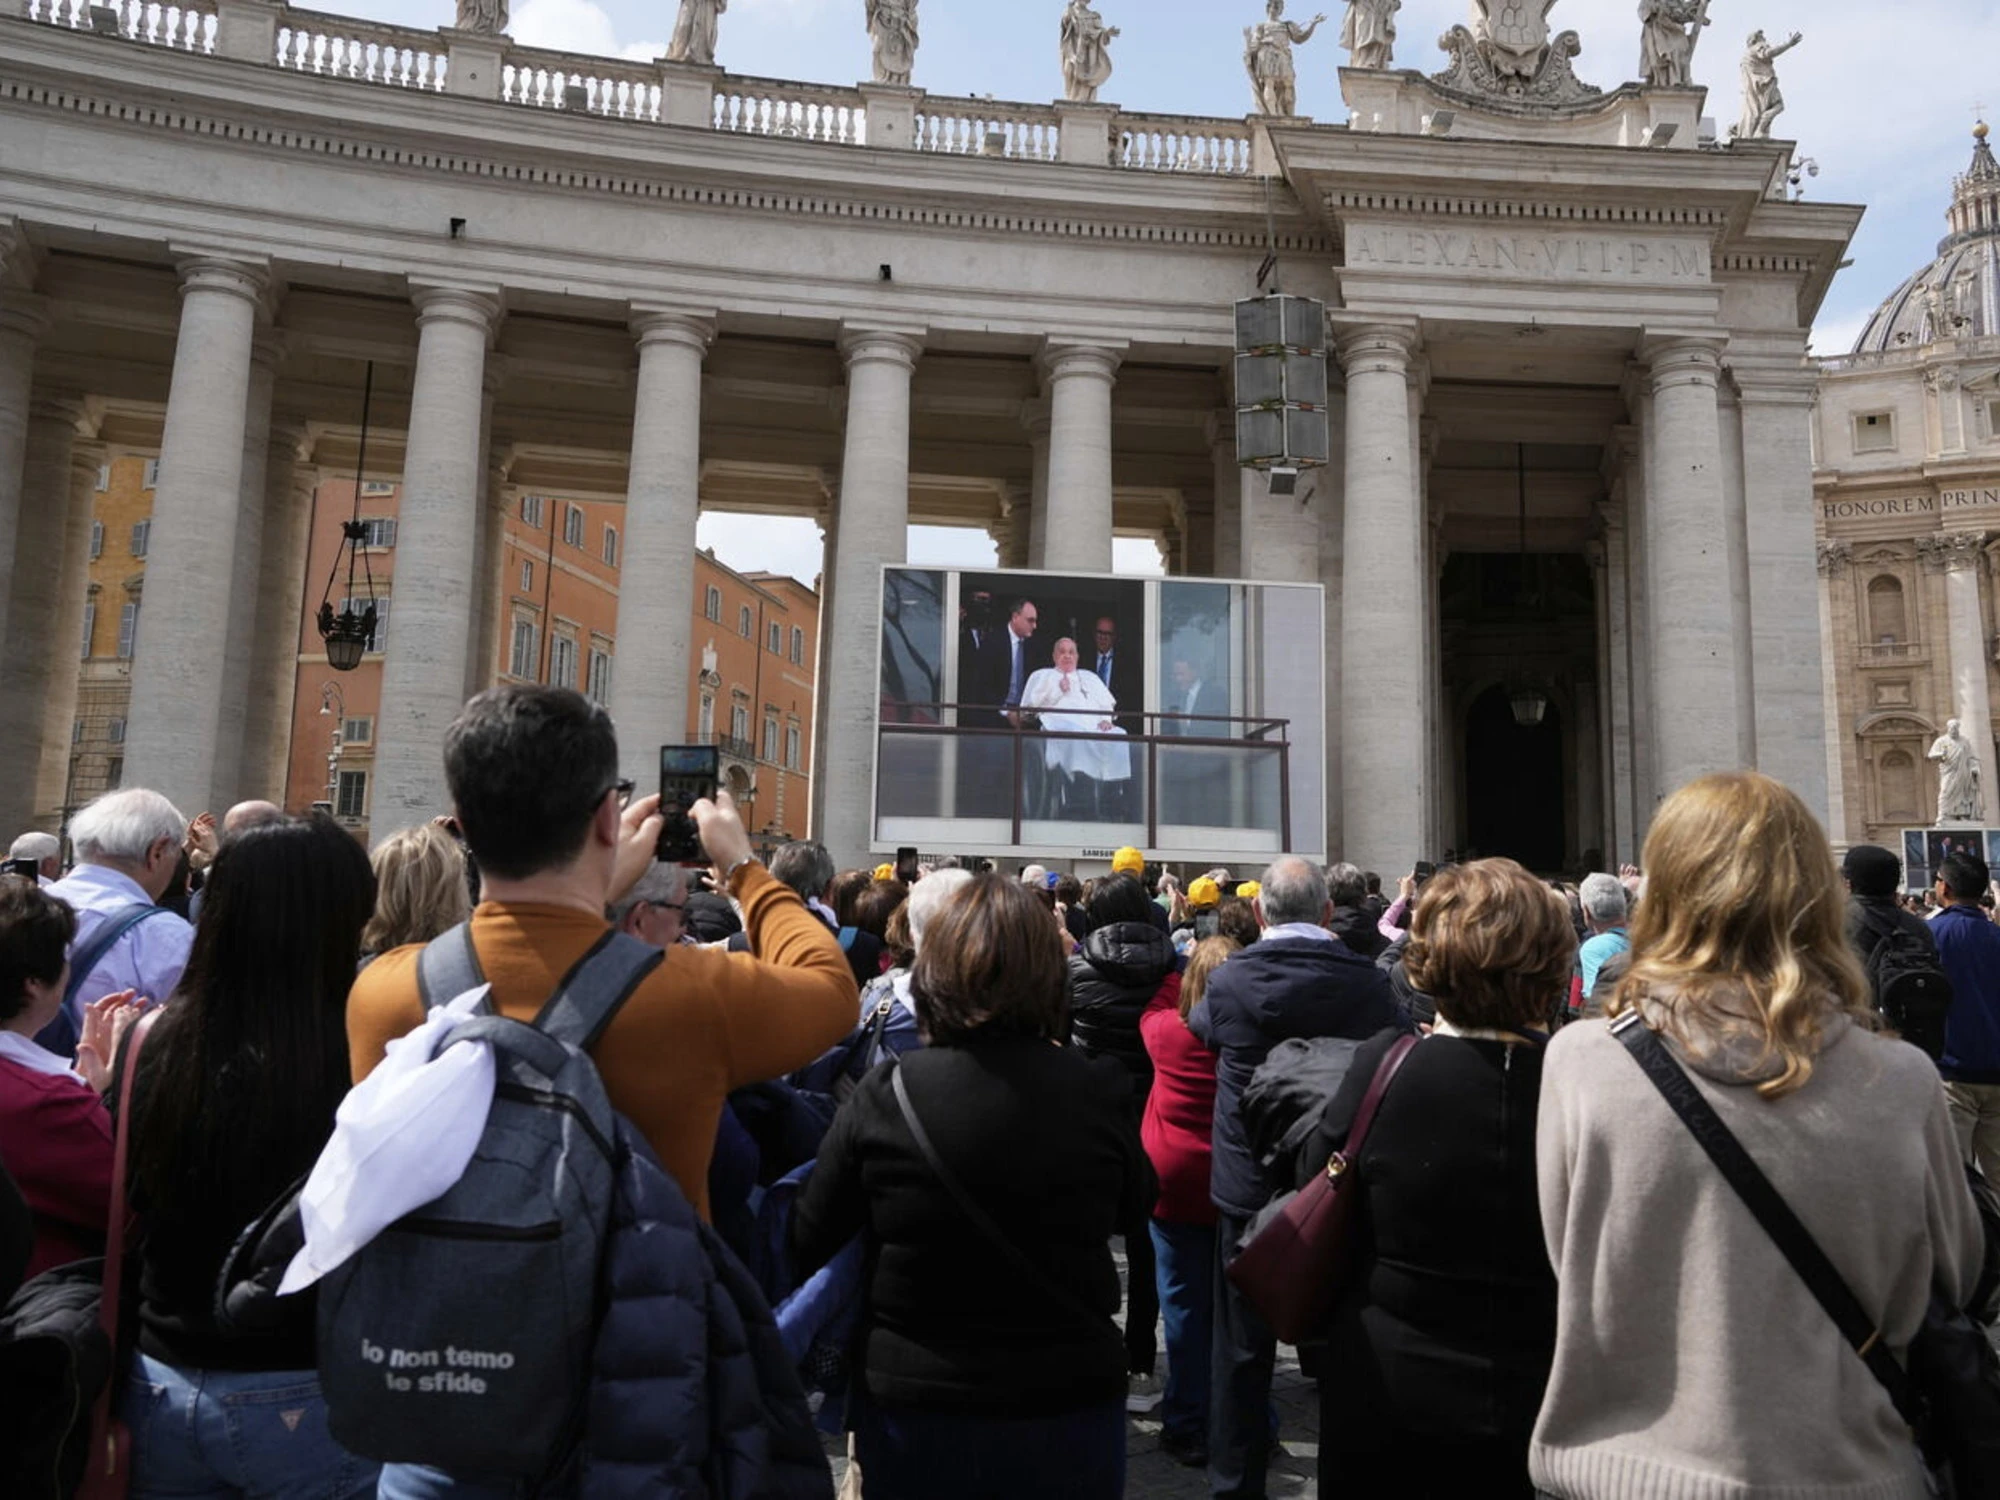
[129, 814, 376, 1223]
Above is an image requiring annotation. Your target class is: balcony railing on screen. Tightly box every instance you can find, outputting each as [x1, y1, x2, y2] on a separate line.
[876, 704, 1294, 855]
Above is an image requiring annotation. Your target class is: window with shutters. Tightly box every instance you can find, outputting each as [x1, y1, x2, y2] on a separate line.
[341, 716, 374, 745]
[739, 605, 752, 637]
[107, 717, 127, 744]
[106, 757, 123, 789]
[143, 459, 160, 488]
[602, 525, 619, 567]
[790, 626, 805, 665]
[731, 704, 749, 742]
[95, 465, 109, 492]
[510, 618, 539, 679]
[550, 633, 578, 689]
[786, 725, 801, 769]
[520, 560, 534, 593]
[336, 770, 368, 820]
[117, 602, 139, 659]
[768, 622, 781, 654]
[360, 517, 397, 549]
[361, 481, 396, 497]
[129, 520, 150, 558]
[89, 521, 103, 559]
[563, 505, 585, 548]
[521, 494, 545, 527]
[587, 649, 612, 704]
[705, 587, 722, 623]
[762, 713, 779, 763]
[81, 601, 95, 658]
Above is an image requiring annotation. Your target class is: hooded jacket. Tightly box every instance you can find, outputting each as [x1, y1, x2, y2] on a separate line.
[1068, 921, 1179, 1111]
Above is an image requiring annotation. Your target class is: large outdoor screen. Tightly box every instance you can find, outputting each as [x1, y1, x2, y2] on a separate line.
[874, 567, 1327, 864]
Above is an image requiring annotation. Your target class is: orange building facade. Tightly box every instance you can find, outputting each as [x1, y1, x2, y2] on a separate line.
[56, 468, 818, 849]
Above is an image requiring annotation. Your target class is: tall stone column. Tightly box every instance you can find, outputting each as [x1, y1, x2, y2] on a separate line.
[1022, 401, 1051, 568]
[0, 294, 49, 668]
[610, 309, 712, 784]
[1816, 541, 1852, 842]
[1716, 386, 1757, 766]
[465, 362, 509, 700]
[1615, 422, 1656, 844]
[240, 422, 313, 804]
[1573, 672, 1602, 866]
[209, 331, 280, 810]
[1336, 322, 1423, 873]
[817, 327, 922, 866]
[0, 396, 83, 835]
[1737, 367, 1830, 817]
[36, 437, 104, 824]
[1040, 342, 1121, 573]
[1207, 412, 1243, 579]
[1640, 337, 1741, 800]
[125, 256, 269, 811]
[1923, 531, 1995, 824]
[374, 285, 502, 824]
[1239, 466, 1315, 583]
[1595, 498, 1636, 865]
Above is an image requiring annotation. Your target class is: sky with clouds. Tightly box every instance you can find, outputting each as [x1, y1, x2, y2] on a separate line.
[327, 0, 1999, 582]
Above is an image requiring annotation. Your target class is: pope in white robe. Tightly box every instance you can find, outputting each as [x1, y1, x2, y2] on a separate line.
[1019, 637, 1131, 788]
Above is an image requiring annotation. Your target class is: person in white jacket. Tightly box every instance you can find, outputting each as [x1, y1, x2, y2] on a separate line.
[1019, 637, 1130, 819]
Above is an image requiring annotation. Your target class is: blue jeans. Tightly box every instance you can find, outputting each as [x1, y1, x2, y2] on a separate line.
[851, 1390, 1125, 1500]
[1151, 1218, 1216, 1446]
[120, 1353, 378, 1500]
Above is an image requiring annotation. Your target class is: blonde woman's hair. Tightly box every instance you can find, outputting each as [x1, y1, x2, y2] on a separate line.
[362, 824, 472, 955]
[1179, 935, 1241, 1020]
[1610, 771, 1873, 1099]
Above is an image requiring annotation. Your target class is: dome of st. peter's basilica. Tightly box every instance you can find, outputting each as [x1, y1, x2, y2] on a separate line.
[1852, 124, 2000, 354]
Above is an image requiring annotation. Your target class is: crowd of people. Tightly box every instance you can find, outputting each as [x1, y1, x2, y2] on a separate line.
[0, 686, 1994, 1500]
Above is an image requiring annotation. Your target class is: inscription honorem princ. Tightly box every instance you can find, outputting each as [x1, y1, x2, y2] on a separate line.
[1345, 226, 1711, 284]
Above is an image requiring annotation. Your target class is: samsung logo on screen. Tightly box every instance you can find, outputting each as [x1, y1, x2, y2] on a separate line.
[1080, 848, 1121, 858]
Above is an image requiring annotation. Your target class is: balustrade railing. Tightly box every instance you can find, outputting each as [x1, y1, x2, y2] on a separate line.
[1116, 112, 1254, 176]
[16, 3, 1267, 180]
[25, 0, 214, 52]
[915, 96, 1058, 162]
[277, 9, 444, 89]
[502, 45, 661, 120]
[712, 75, 866, 146]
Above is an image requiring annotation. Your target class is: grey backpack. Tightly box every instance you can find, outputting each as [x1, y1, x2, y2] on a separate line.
[316, 924, 662, 1481]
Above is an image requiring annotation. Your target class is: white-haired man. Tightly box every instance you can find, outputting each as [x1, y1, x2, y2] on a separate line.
[1576, 871, 1630, 1004]
[8, 831, 61, 886]
[39, 789, 194, 1055]
[607, 860, 691, 950]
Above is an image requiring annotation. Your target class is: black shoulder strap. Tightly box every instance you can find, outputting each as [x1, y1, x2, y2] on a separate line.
[416, 922, 486, 1014]
[533, 930, 664, 1052]
[890, 1062, 1119, 1335]
[1612, 1013, 1923, 1429]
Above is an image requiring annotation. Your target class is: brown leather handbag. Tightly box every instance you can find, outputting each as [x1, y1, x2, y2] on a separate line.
[1225, 1033, 1417, 1344]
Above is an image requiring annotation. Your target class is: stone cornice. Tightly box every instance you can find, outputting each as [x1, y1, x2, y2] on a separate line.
[1320, 190, 1728, 233]
[0, 45, 1333, 257]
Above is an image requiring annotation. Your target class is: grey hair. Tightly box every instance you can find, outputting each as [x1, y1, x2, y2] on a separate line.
[1325, 861, 1367, 907]
[68, 789, 186, 865]
[1579, 872, 1628, 926]
[906, 867, 973, 954]
[608, 861, 689, 925]
[769, 841, 835, 903]
[1259, 855, 1327, 927]
[9, 831, 58, 863]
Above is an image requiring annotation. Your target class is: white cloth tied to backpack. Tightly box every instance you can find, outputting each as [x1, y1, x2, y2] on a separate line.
[279, 986, 496, 1295]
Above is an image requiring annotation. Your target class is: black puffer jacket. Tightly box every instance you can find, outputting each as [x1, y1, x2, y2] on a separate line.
[1067, 921, 1178, 1112]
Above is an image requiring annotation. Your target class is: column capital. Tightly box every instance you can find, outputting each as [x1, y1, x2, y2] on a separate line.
[1919, 530, 1988, 573]
[1815, 539, 1852, 577]
[1731, 365, 1820, 407]
[250, 328, 289, 374]
[174, 254, 271, 307]
[1037, 340, 1125, 385]
[1639, 334, 1727, 390]
[838, 326, 924, 370]
[28, 392, 87, 430]
[0, 218, 42, 293]
[410, 283, 505, 338]
[630, 306, 716, 353]
[1333, 321, 1420, 376]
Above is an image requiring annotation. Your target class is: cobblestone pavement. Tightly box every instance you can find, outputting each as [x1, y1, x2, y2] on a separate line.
[821, 1237, 1321, 1498]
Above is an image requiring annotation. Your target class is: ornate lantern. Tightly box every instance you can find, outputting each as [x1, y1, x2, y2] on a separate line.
[1234, 292, 1328, 497]
[316, 363, 381, 673]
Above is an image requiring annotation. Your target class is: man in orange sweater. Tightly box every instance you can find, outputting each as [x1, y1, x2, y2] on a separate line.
[347, 684, 858, 1221]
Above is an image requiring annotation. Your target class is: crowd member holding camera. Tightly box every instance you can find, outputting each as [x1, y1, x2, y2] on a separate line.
[347, 685, 859, 1222]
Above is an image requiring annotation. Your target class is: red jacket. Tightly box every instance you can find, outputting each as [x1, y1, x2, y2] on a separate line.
[1138, 982, 1219, 1226]
[0, 1053, 114, 1280]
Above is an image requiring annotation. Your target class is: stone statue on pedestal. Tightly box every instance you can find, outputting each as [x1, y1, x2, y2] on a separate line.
[1637, 0, 1705, 88]
[1339, 0, 1399, 71]
[1244, 0, 1327, 118]
[455, 0, 506, 36]
[668, 0, 726, 66]
[1735, 28, 1801, 139]
[1060, 0, 1119, 104]
[866, 0, 920, 86]
[1930, 717, 1984, 825]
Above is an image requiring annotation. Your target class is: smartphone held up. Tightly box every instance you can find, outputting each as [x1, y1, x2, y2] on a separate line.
[656, 744, 720, 864]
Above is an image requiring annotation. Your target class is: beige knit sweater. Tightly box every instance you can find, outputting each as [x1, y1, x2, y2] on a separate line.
[1531, 998, 1983, 1500]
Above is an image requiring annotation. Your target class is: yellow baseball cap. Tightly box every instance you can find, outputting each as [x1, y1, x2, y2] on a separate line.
[1236, 881, 1262, 900]
[873, 862, 895, 881]
[1111, 846, 1145, 875]
[1188, 876, 1221, 908]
